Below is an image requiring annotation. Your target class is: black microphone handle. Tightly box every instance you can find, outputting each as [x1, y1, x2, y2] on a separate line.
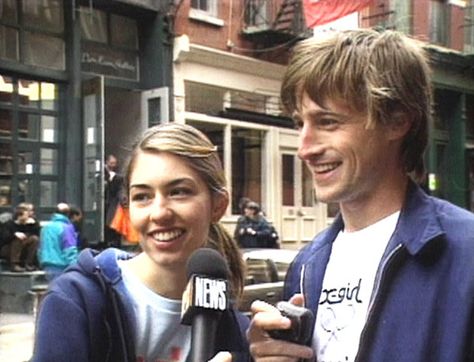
[190, 310, 221, 362]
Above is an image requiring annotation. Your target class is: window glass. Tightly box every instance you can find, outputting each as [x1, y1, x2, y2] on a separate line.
[0, 0, 17, 24]
[24, 32, 65, 70]
[390, 0, 412, 34]
[41, 82, 58, 110]
[0, 178, 12, 206]
[232, 128, 263, 214]
[80, 7, 107, 43]
[0, 76, 14, 104]
[40, 148, 57, 175]
[18, 150, 34, 174]
[429, 0, 448, 45]
[0, 26, 18, 61]
[18, 80, 40, 108]
[22, 0, 64, 33]
[0, 109, 12, 137]
[0, 143, 12, 175]
[18, 178, 32, 202]
[111, 14, 138, 49]
[18, 112, 40, 140]
[40, 180, 57, 207]
[282, 154, 294, 206]
[41, 116, 57, 142]
[465, 4, 474, 53]
[191, 0, 217, 16]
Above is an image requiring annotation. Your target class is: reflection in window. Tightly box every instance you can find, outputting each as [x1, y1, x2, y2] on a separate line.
[111, 14, 138, 49]
[22, 0, 63, 33]
[41, 83, 58, 110]
[41, 116, 57, 142]
[232, 128, 263, 214]
[18, 151, 33, 174]
[0, 179, 12, 206]
[0, 109, 12, 137]
[24, 32, 65, 70]
[18, 113, 40, 140]
[0, 143, 12, 175]
[0, 0, 18, 23]
[80, 7, 107, 43]
[40, 148, 57, 175]
[0, 26, 18, 61]
[18, 179, 32, 203]
[40, 181, 57, 207]
[282, 154, 294, 206]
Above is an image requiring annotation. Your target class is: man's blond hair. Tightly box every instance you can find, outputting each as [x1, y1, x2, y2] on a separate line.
[281, 29, 432, 181]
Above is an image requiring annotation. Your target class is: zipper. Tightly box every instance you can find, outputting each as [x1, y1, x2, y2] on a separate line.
[355, 243, 405, 361]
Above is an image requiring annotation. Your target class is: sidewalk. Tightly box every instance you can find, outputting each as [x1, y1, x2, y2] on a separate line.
[0, 313, 35, 362]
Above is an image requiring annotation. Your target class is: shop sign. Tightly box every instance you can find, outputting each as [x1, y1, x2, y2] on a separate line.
[81, 43, 138, 81]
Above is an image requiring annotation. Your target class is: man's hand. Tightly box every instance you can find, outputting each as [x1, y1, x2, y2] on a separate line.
[247, 295, 314, 361]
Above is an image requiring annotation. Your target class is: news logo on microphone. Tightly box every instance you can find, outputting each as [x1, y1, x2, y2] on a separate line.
[181, 274, 229, 325]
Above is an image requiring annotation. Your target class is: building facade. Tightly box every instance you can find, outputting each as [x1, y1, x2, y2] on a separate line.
[1, 0, 473, 248]
[0, 0, 172, 242]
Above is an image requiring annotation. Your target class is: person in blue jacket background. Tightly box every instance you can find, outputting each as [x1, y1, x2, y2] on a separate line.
[247, 29, 474, 361]
[32, 123, 249, 362]
[38, 202, 78, 280]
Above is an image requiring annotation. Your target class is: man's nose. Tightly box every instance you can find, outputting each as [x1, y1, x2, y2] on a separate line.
[297, 124, 319, 160]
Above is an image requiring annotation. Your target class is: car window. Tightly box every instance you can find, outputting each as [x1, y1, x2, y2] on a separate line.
[245, 258, 274, 285]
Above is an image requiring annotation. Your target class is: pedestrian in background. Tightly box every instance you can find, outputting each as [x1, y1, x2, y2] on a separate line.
[104, 154, 124, 248]
[234, 201, 279, 248]
[32, 123, 249, 362]
[38, 203, 79, 281]
[248, 29, 474, 361]
[0, 203, 39, 272]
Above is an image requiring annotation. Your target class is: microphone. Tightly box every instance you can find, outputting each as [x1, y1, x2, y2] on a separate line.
[181, 248, 230, 362]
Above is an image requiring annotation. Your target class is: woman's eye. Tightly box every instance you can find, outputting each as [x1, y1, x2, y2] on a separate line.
[131, 193, 152, 204]
[170, 187, 192, 197]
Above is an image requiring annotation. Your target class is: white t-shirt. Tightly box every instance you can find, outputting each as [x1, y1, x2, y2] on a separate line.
[313, 211, 400, 362]
[120, 262, 191, 362]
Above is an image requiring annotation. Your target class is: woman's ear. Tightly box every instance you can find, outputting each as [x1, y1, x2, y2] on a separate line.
[211, 192, 229, 223]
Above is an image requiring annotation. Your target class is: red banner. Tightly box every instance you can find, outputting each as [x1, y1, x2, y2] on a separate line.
[303, 0, 374, 28]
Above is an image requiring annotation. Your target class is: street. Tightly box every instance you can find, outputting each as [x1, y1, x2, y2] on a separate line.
[0, 313, 35, 362]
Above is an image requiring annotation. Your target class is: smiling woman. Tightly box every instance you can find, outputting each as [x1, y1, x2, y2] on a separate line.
[32, 123, 250, 362]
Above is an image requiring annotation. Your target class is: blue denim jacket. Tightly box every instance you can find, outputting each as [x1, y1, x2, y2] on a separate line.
[284, 182, 474, 362]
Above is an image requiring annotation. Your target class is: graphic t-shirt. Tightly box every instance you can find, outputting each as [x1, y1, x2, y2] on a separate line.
[120, 262, 191, 362]
[313, 211, 400, 362]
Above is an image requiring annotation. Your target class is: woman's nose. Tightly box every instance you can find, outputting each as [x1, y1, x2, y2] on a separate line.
[149, 196, 173, 222]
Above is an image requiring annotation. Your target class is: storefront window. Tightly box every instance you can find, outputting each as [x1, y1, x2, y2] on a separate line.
[22, 0, 63, 33]
[0, 0, 17, 23]
[41, 116, 57, 142]
[40, 148, 58, 175]
[18, 150, 33, 174]
[41, 83, 58, 110]
[40, 180, 58, 207]
[18, 113, 40, 140]
[0, 26, 18, 61]
[0, 109, 12, 137]
[111, 14, 138, 49]
[80, 7, 107, 43]
[24, 32, 65, 70]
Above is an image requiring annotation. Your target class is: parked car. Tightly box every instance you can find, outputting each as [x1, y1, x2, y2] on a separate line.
[238, 248, 299, 316]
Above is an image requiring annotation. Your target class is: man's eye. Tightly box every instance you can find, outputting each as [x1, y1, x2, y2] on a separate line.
[319, 118, 338, 128]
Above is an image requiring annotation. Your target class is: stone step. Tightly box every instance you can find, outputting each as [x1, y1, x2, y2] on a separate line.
[0, 270, 48, 314]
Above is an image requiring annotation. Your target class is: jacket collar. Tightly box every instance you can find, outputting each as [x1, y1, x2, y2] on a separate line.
[388, 181, 445, 255]
[320, 181, 445, 256]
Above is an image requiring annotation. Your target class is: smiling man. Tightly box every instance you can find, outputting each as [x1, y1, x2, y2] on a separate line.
[247, 29, 474, 362]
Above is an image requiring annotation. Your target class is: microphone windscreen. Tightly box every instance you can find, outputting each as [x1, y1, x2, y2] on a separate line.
[186, 248, 229, 280]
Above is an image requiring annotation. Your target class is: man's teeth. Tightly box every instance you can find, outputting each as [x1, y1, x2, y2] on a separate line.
[315, 162, 339, 173]
[152, 230, 183, 241]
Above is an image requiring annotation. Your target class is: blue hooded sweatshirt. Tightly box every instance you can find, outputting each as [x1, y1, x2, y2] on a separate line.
[32, 248, 250, 362]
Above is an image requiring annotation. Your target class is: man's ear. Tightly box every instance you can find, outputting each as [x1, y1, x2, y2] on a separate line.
[211, 192, 229, 223]
[388, 113, 413, 141]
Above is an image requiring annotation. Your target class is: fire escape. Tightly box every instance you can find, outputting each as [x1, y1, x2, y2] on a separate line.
[242, 0, 311, 48]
